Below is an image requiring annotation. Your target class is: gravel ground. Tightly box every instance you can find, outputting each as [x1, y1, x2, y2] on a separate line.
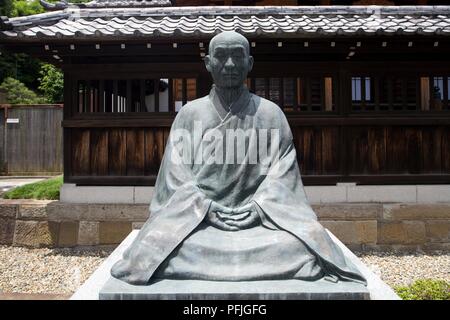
[0, 245, 113, 294]
[0, 245, 448, 294]
[356, 250, 449, 287]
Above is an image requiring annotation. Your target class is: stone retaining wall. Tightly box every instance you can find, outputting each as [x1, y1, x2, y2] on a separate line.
[0, 200, 449, 251]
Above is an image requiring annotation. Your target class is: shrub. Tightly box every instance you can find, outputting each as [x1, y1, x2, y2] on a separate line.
[11, 0, 44, 17]
[0, 77, 46, 104]
[38, 64, 64, 103]
[395, 279, 450, 300]
[2, 175, 63, 200]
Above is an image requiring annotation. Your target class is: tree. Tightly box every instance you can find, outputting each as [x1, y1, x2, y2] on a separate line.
[0, 0, 88, 104]
[0, 0, 14, 16]
[0, 51, 42, 90]
[38, 64, 64, 103]
[11, 0, 44, 17]
[0, 77, 46, 104]
[0, 0, 43, 89]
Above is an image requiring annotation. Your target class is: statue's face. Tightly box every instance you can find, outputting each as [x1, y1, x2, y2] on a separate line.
[205, 34, 253, 89]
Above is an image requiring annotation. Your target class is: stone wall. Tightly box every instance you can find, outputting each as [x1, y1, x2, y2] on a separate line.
[0, 200, 449, 251]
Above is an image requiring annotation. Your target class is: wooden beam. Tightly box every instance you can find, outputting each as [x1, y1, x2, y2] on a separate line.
[62, 116, 450, 128]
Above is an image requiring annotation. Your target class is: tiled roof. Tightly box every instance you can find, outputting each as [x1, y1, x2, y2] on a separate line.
[81, 0, 172, 8]
[2, 6, 450, 40]
[38, 0, 172, 10]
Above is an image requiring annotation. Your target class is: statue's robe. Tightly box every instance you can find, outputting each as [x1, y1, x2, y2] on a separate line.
[111, 86, 367, 285]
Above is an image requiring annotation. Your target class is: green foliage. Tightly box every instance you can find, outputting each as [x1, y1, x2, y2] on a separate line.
[0, 51, 42, 90]
[0, 77, 46, 104]
[395, 279, 450, 300]
[0, 0, 14, 16]
[2, 175, 63, 200]
[11, 0, 44, 17]
[6, 0, 92, 18]
[38, 64, 64, 103]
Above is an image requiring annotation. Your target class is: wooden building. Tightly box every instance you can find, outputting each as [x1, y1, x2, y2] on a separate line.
[1, 0, 449, 188]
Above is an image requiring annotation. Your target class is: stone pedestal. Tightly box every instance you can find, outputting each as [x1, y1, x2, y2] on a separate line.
[99, 277, 369, 300]
[71, 230, 400, 300]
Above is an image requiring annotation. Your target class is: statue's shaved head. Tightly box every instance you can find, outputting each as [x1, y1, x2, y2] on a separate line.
[208, 31, 250, 56]
[205, 31, 253, 90]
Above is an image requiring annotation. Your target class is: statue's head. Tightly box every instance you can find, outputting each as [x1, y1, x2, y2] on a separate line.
[205, 31, 254, 89]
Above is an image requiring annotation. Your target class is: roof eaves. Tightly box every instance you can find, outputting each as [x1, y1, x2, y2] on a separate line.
[3, 10, 71, 31]
[39, 0, 69, 12]
[0, 16, 13, 31]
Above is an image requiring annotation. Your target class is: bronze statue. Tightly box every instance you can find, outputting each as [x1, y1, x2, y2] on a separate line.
[111, 31, 366, 286]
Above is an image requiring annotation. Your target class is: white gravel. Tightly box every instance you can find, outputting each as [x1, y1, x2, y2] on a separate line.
[356, 250, 450, 287]
[0, 245, 112, 294]
[0, 245, 448, 294]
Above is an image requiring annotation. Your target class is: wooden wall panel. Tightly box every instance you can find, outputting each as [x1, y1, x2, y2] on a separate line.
[108, 129, 127, 176]
[70, 127, 170, 179]
[347, 127, 369, 175]
[386, 127, 408, 174]
[348, 127, 426, 175]
[90, 129, 109, 176]
[294, 127, 318, 175]
[405, 128, 422, 174]
[65, 124, 449, 185]
[144, 129, 158, 175]
[321, 127, 340, 174]
[126, 129, 145, 176]
[442, 127, 450, 173]
[421, 127, 442, 174]
[71, 129, 90, 175]
[155, 129, 166, 164]
[3, 107, 63, 174]
[367, 127, 387, 174]
[292, 126, 339, 175]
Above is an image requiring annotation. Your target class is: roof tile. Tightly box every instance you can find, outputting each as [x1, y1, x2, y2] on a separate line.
[2, 6, 450, 40]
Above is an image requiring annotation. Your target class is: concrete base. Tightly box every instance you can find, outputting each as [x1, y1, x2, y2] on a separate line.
[99, 277, 369, 300]
[71, 230, 400, 300]
[60, 183, 450, 204]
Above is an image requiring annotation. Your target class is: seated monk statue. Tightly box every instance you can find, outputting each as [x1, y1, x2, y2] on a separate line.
[111, 31, 367, 286]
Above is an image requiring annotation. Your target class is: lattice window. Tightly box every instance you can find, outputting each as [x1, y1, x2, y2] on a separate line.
[246, 76, 335, 112]
[76, 78, 197, 113]
[351, 75, 420, 112]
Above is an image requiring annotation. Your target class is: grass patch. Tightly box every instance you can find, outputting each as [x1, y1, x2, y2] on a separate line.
[2, 175, 63, 200]
[395, 279, 450, 300]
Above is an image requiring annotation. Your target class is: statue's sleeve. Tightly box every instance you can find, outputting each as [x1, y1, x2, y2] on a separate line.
[251, 109, 367, 285]
[111, 108, 212, 284]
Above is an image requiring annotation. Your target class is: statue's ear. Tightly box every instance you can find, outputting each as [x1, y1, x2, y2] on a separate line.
[204, 55, 212, 72]
[248, 55, 254, 72]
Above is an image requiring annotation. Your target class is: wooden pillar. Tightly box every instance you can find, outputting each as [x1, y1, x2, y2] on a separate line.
[126, 80, 132, 112]
[99, 80, 104, 113]
[113, 80, 118, 113]
[182, 78, 187, 106]
[168, 79, 174, 112]
[140, 79, 145, 113]
[154, 79, 160, 112]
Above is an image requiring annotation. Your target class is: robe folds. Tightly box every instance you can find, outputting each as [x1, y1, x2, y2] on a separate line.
[111, 85, 367, 285]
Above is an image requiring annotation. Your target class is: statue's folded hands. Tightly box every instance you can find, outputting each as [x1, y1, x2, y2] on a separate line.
[220, 202, 261, 230]
[206, 201, 239, 231]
